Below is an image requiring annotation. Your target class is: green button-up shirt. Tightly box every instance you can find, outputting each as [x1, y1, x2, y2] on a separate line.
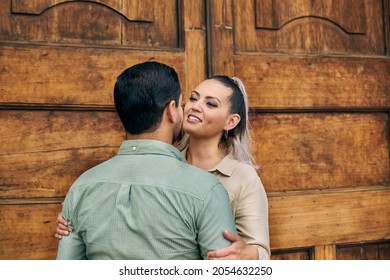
[56, 140, 236, 260]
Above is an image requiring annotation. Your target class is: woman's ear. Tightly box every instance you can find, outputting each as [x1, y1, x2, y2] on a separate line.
[224, 114, 241, 131]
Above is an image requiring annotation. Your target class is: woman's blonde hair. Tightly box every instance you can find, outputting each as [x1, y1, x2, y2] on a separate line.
[176, 75, 258, 169]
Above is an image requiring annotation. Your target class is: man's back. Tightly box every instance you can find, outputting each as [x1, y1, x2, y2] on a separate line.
[57, 140, 236, 259]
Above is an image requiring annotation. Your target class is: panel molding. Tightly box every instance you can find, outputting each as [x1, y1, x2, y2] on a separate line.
[255, 0, 366, 34]
[271, 247, 313, 260]
[236, 0, 384, 54]
[2, 0, 180, 48]
[11, 0, 154, 22]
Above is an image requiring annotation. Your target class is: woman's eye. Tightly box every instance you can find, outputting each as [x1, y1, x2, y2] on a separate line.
[189, 96, 197, 101]
[207, 102, 218, 108]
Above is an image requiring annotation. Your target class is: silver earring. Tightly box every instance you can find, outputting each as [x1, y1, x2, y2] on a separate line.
[224, 130, 228, 139]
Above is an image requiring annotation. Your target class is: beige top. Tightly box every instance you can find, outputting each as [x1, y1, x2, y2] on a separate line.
[183, 150, 270, 259]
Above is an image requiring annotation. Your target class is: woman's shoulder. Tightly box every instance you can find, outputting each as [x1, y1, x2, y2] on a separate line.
[222, 155, 259, 179]
[219, 156, 266, 202]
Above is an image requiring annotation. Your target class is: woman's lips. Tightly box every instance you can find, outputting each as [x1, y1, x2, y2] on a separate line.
[187, 114, 202, 122]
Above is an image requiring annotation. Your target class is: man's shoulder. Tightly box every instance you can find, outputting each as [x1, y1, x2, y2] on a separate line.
[179, 161, 220, 183]
[81, 155, 119, 175]
[173, 162, 227, 197]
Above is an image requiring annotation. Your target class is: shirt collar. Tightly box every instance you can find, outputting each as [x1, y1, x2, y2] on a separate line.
[118, 140, 186, 163]
[209, 154, 238, 177]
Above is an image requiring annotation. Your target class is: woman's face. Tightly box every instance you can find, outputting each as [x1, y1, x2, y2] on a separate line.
[183, 79, 233, 139]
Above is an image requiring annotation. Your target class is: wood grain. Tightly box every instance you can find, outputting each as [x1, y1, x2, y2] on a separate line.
[0, 45, 185, 106]
[268, 186, 390, 250]
[251, 113, 389, 191]
[183, 0, 207, 99]
[235, 55, 390, 110]
[0, 110, 124, 198]
[0, 202, 62, 260]
[337, 241, 390, 260]
[237, 0, 385, 54]
[315, 244, 336, 260]
[2, 0, 178, 48]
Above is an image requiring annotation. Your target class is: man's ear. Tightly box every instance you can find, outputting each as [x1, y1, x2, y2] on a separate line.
[224, 114, 241, 131]
[166, 100, 177, 123]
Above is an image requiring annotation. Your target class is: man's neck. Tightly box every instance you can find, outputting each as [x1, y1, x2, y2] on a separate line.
[125, 130, 172, 145]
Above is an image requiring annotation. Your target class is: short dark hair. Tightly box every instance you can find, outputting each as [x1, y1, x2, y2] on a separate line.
[114, 61, 181, 134]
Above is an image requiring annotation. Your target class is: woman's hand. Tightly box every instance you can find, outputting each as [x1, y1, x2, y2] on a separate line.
[54, 212, 72, 240]
[207, 230, 259, 260]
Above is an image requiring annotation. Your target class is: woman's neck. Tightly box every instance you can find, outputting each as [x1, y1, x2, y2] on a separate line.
[186, 137, 225, 171]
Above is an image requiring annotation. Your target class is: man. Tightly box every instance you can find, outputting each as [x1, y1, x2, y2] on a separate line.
[56, 61, 237, 259]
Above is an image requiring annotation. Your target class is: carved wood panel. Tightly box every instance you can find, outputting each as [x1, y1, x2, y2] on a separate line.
[2, 0, 179, 48]
[235, 0, 385, 54]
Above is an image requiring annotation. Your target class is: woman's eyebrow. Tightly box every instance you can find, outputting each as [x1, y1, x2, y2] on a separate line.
[205, 95, 221, 104]
[191, 90, 200, 97]
[191, 90, 221, 104]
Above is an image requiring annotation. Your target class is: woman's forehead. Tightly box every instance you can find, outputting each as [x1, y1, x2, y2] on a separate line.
[194, 79, 232, 96]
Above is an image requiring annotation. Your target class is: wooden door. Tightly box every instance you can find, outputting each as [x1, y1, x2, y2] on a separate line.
[1, 0, 389, 260]
[209, 0, 390, 259]
[0, 0, 207, 259]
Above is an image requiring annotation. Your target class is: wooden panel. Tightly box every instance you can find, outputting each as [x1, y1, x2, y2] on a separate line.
[271, 248, 313, 260]
[12, 0, 153, 21]
[0, 110, 124, 199]
[315, 245, 336, 260]
[379, 243, 390, 260]
[256, 0, 366, 33]
[123, 0, 179, 48]
[237, 0, 385, 54]
[211, 0, 390, 262]
[0, 202, 62, 260]
[251, 113, 389, 191]
[209, 0, 234, 76]
[235, 55, 390, 110]
[268, 187, 390, 249]
[337, 241, 390, 260]
[386, 0, 390, 56]
[1, 0, 178, 48]
[183, 0, 207, 95]
[0, 44, 185, 106]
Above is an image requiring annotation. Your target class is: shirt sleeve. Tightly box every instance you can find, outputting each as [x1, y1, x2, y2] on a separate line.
[235, 176, 271, 259]
[196, 183, 238, 259]
[56, 230, 87, 260]
[56, 186, 88, 260]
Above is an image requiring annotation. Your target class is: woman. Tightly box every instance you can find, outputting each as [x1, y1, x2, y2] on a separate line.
[55, 76, 270, 260]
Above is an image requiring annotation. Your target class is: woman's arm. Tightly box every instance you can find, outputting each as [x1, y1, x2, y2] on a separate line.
[232, 175, 270, 259]
[212, 168, 270, 260]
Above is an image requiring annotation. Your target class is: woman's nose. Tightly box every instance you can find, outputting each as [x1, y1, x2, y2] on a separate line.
[190, 100, 202, 112]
